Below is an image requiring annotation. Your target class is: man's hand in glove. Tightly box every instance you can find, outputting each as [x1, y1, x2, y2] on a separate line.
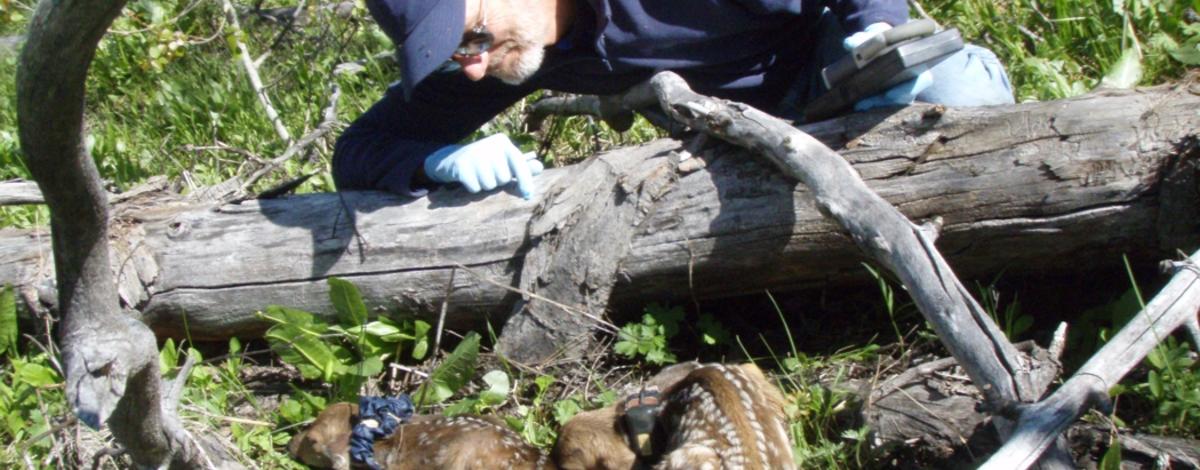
[424, 134, 545, 199]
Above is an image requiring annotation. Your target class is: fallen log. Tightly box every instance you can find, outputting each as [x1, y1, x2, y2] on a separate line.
[0, 179, 44, 206]
[0, 85, 1197, 341]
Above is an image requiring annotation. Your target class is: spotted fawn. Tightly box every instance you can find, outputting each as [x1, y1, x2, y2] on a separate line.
[555, 362, 796, 470]
[290, 362, 792, 469]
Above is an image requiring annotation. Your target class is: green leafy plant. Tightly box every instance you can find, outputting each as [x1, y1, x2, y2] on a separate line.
[0, 352, 64, 465]
[0, 285, 16, 357]
[1098, 255, 1200, 438]
[1124, 337, 1200, 437]
[277, 388, 328, 426]
[412, 331, 481, 408]
[261, 277, 431, 401]
[977, 282, 1033, 341]
[697, 313, 732, 346]
[501, 374, 617, 449]
[443, 368, 510, 416]
[614, 302, 683, 365]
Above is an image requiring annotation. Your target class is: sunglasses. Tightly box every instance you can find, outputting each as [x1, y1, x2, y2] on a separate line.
[453, 0, 492, 58]
[454, 25, 494, 58]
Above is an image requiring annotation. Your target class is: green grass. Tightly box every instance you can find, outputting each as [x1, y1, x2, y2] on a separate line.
[926, 0, 1200, 101]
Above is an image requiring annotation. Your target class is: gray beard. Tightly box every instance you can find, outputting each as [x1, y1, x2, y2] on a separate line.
[488, 12, 547, 85]
[493, 44, 545, 85]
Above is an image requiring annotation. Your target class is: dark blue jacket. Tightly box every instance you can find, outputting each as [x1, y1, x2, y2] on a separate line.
[333, 0, 906, 196]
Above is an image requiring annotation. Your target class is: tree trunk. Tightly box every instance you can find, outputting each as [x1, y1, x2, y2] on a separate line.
[3, 84, 1197, 343]
[16, 0, 242, 467]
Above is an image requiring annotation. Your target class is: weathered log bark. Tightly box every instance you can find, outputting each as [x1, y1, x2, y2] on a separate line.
[2, 85, 1197, 344]
[860, 348, 1200, 468]
[0, 180, 43, 206]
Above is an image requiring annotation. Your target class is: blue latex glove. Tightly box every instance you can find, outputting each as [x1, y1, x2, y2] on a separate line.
[424, 134, 545, 199]
[843, 22, 933, 111]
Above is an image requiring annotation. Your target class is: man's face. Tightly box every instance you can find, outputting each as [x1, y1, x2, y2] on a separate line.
[454, 0, 547, 85]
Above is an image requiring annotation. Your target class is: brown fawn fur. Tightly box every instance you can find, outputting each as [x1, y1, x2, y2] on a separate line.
[554, 362, 795, 470]
[288, 404, 551, 469]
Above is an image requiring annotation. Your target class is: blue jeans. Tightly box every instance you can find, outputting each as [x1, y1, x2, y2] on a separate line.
[778, 12, 1014, 121]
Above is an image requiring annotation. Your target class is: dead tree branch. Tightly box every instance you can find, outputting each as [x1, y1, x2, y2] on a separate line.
[16, 0, 243, 467]
[526, 94, 636, 132]
[982, 249, 1200, 469]
[628, 70, 1073, 467]
[636, 70, 1034, 410]
[236, 83, 341, 197]
[222, 0, 291, 144]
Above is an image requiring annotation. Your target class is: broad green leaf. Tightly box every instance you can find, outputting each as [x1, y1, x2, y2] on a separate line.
[361, 321, 401, 339]
[1156, 28, 1200, 65]
[534, 375, 555, 395]
[1168, 43, 1200, 65]
[294, 388, 328, 411]
[159, 338, 179, 374]
[266, 325, 338, 380]
[411, 338, 429, 361]
[410, 320, 432, 360]
[1147, 370, 1163, 399]
[328, 278, 368, 327]
[480, 370, 510, 406]
[412, 320, 432, 337]
[358, 334, 391, 358]
[277, 398, 305, 424]
[346, 356, 384, 378]
[1147, 347, 1167, 369]
[15, 362, 59, 387]
[0, 285, 16, 356]
[613, 340, 637, 358]
[414, 332, 480, 407]
[443, 397, 479, 416]
[6, 413, 24, 437]
[1098, 437, 1122, 470]
[260, 306, 328, 335]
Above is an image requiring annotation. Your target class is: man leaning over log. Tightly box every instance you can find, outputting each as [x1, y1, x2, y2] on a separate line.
[333, 0, 1016, 199]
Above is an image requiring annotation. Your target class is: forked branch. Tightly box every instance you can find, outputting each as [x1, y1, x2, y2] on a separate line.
[982, 250, 1200, 470]
[633, 71, 1034, 412]
[628, 71, 1073, 467]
